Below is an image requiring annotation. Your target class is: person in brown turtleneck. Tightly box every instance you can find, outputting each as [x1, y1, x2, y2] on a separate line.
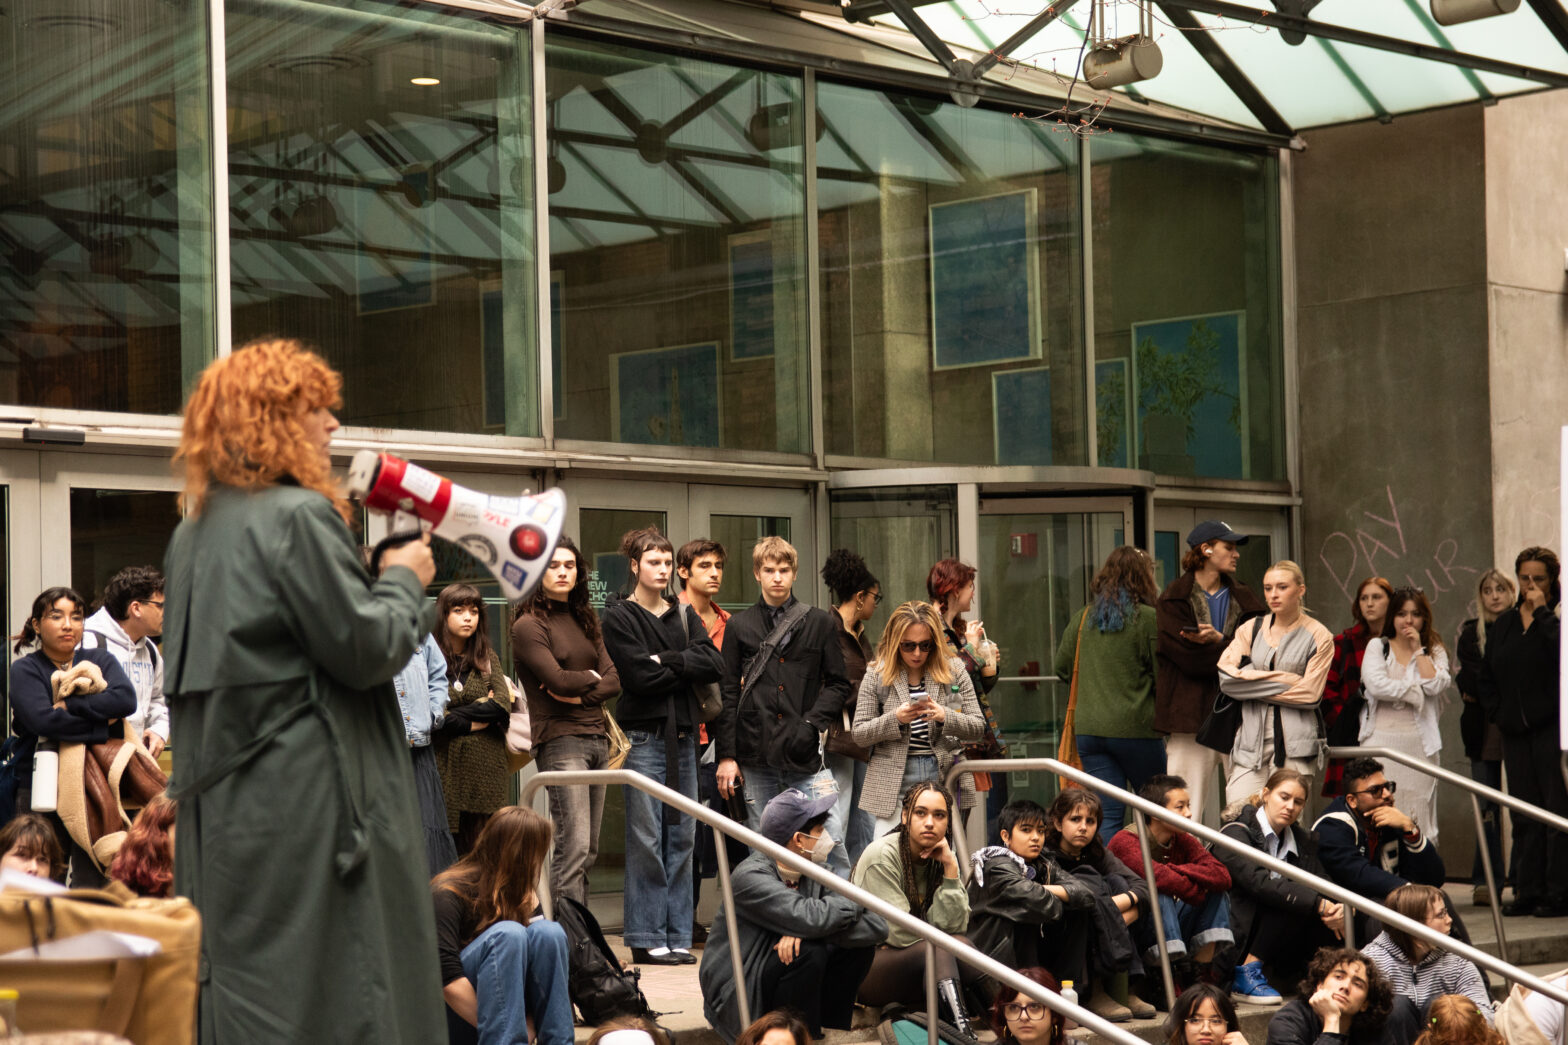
[510, 535, 621, 909]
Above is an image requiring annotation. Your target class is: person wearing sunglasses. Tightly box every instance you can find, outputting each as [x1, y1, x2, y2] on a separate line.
[80, 565, 169, 759]
[852, 601, 986, 839]
[986, 967, 1067, 1045]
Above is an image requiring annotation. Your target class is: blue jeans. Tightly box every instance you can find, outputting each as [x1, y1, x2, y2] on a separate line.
[1138, 891, 1233, 962]
[828, 753, 874, 868]
[623, 729, 698, 949]
[871, 754, 941, 839]
[460, 919, 574, 1045]
[742, 762, 849, 877]
[1075, 735, 1167, 844]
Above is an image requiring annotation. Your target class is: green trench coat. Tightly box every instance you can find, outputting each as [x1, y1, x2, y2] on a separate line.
[163, 484, 446, 1044]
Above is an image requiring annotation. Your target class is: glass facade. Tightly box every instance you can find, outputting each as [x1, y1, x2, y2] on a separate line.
[226, 0, 538, 435]
[69, 489, 181, 604]
[819, 82, 1085, 465]
[0, 0, 214, 412]
[545, 37, 810, 454]
[829, 486, 955, 640]
[1089, 134, 1284, 480]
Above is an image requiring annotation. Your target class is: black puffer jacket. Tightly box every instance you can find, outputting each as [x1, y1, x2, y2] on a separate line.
[717, 597, 849, 773]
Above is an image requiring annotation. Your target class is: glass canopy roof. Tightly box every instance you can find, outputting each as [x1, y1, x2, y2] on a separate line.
[851, 0, 1568, 132]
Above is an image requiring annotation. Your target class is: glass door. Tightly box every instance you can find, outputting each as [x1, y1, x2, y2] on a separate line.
[687, 485, 814, 613]
[975, 496, 1133, 810]
[0, 451, 41, 726]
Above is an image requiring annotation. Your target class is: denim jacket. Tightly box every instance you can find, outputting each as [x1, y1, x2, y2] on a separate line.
[394, 633, 449, 746]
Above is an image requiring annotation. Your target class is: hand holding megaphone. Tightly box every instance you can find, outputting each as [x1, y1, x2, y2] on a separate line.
[346, 450, 567, 602]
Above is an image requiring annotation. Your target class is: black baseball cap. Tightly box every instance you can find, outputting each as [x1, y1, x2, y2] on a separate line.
[758, 788, 838, 847]
[1186, 520, 1250, 548]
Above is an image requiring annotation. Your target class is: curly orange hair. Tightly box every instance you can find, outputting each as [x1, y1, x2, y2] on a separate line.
[175, 338, 349, 521]
[1411, 994, 1502, 1045]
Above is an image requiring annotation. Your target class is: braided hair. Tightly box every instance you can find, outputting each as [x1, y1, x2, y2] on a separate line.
[896, 780, 957, 920]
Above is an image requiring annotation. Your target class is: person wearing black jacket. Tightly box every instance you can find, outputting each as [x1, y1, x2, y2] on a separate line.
[601, 527, 724, 966]
[1478, 547, 1567, 917]
[1264, 947, 1407, 1045]
[715, 536, 851, 876]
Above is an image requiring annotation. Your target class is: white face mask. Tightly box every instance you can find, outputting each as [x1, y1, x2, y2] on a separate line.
[801, 830, 835, 865]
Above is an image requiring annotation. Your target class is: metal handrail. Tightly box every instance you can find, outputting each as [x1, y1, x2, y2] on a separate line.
[520, 769, 1146, 1045]
[1327, 744, 1568, 968]
[945, 758, 1568, 1015]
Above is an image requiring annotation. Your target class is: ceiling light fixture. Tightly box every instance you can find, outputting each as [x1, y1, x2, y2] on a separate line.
[1429, 0, 1520, 25]
[410, 76, 440, 86]
[1082, 0, 1163, 90]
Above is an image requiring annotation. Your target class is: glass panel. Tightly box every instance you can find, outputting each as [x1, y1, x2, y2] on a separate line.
[0, 0, 214, 413]
[1154, 529, 1180, 592]
[226, 0, 537, 435]
[1236, 534, 1274, 596]
[69, 489, 181, 607]
[546, 37, 809, 454]
[706, 514, 789, 614]
[829, 486, 955, 641]
[1090, 133, 1283, 481]
[819, 81, 1084, 465]
[1, 484, 7, 720]
[977, 509, 1124, 809]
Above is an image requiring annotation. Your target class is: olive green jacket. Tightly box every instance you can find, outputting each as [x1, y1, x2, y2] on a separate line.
[164, 484, 445, 1045]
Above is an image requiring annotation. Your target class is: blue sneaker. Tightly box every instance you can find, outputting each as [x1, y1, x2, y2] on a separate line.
[1230, 960, 1283, 1006]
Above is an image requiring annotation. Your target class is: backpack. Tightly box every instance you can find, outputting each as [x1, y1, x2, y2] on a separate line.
[553, 896, 655, 1025]
[876, 1005, 977, 1045]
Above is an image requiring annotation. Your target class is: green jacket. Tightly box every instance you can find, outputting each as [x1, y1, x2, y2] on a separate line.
[850, 831, 969, 948]
[164, 484, 445, 1045]
[1053, 603, 1160, 739]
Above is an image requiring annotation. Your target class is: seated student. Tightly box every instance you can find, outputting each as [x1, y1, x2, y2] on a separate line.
[1038, 787, 1152, 1023]
[107, 793, 177, 899]
[1361, 885, 1492, 1024]
[988, 967, 1067, 1045]
[1217, 768, 1345, 1006]
[735, 1011, 811, 1045]
[1495, 972, 1568, 1045]
[967, 799, 1094, 999]
[1265, 948, 1402, 1045]
[850, 781, 984, 1037]
[1108, 774, 1233, 987]
[0, 812, 64, 883]
[1162, 983, 1252, 1045]
[699, 789, 887, 1045]
[432, 806, 573, 1045]
[1412, 995, 1504, 1045]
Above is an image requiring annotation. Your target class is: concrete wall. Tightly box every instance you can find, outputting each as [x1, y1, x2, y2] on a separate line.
[1293, 104, 1495, 863]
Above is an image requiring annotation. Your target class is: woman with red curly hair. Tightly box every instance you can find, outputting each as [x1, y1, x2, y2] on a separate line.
[109, 793, 177, 898]
[162, 338, 442, 1044]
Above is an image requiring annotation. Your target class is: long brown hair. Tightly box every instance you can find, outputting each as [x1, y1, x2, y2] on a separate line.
[436, 583, 496, 680]
[1089, 546, 1157, 633]
[873, 601, 954, 688]
[1383, 587, 1444, 654]
[515, 536, 599, 643]
[926, 558, 976, 628]
[1381, 883, 1447, 962]
[1350, 576, 1395, 631]
[432, 806, 553, 934]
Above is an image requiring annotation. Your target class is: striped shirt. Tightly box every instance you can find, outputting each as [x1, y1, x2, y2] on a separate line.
[908, 682, 934, 755]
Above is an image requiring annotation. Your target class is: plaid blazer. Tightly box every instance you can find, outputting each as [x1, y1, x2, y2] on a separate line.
[850, 657, 985, 818]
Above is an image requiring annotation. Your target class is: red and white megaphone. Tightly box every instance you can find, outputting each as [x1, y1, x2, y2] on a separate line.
[347, 450, 566, 602]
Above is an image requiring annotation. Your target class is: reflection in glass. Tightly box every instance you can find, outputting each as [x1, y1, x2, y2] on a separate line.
[818, 83, 1084, 465]
[0, 0, 214, 413]
[705, 514, 789, 613]
[69, 489, 181, 605]
[577, 508, 668, 612]
[830, 486, 955, 641]
[546, 37, 809, 453]
[1090, 134, 1281, 480]
[226, 0, 536, 435]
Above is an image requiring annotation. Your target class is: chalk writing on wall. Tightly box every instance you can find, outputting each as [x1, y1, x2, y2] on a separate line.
[1317, 485, 1482, 633]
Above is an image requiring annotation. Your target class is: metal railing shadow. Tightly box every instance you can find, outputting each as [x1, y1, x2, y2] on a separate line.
[946, 757, 1568, 1018]
[521, 769, 1147, 1045]
[1327, 744, 1568, 968]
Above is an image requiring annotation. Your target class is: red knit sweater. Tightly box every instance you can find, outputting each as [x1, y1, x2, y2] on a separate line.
[1107, 826, 1232, 906]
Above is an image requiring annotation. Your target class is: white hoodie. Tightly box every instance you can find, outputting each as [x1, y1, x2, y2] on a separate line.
[81, 606, 169, 742]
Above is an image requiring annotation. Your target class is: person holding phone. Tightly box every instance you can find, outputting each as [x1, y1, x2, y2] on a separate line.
[852, 601, 986, 839]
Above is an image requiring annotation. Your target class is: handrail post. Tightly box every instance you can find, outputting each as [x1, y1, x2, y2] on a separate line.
[924, 943, 939, 1045]
[1472, 791, 1511, 974]
[713, 826, 751, 1029]
[1130, 808, 1177, 1011]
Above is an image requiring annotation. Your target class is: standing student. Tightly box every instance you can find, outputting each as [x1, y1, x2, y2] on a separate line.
[1218, 561, 1333, 805]
[1320, 577, 1393, 798]
[601, 527, 724, 965]
[1054, 546, 1163, 843]
[715, 537, 851, 876]
[1453, 569, 1515, 906]
[927, 559, 1004, 817]
[1156, 521, 1265, 826]
[80, 565, 169, 757]
[433, 584, 513, 857]
[1357, 588, 1449, 847]
[1478, 547, 1566, 918]
[821, 548, 880, 866]
[511, 536, 620, 909]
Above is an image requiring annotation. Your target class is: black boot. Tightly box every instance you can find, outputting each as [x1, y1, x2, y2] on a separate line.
[938, 978, 976, 1041]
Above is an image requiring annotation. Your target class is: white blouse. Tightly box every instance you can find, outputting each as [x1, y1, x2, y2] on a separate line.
[1358, 637, 1451, 756]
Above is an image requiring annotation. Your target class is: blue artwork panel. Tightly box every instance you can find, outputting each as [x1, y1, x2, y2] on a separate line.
[612, 341, 721, 448]
[729, 237, 775, 361]
[992, 367, 1052, 466]
[930, 191, 1039, 369]
[1132, 312, 1245, 479]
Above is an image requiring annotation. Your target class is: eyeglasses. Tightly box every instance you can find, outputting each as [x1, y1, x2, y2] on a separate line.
[899, 640, 936, 654]
[1352, 781, 1397, 798]
[142, 599, 165, 610]
[1184, 1017, 1227, 1030]
[1003, 1003, 1046, 1021]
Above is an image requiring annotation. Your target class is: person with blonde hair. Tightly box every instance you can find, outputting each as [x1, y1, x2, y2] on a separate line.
[162, 337, 443, 1043]
[1218, 560, 1334, 806]
[1454, 569, 1515, 906]
[852, 600, 985, 837]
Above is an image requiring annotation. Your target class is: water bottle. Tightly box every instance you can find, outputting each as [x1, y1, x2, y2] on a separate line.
[1060, 980, 1078, 1031]
[30, 743, 57, 813]
[0, 986, 20, 1037]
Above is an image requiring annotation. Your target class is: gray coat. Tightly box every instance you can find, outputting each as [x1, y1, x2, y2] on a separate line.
[851, 658, 985, 818]
[699, 851, 888, 1044]
[1218, 614, 1334, 771]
